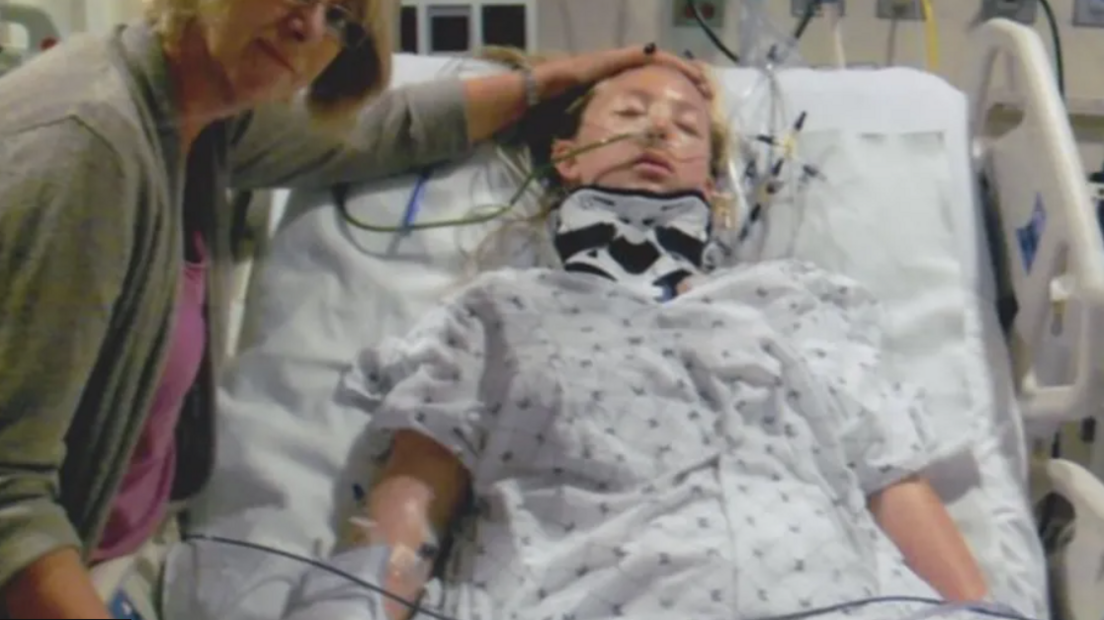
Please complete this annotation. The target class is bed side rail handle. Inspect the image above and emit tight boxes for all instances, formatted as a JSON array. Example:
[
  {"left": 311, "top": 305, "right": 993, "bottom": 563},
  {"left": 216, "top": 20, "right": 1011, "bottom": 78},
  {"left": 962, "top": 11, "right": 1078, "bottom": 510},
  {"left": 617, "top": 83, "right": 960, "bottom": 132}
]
[
  {"left": 1045, "top": 459, "right": 1104, "bottom": 620},
  {"left": 966, "top": 18, "right": 1104, "bottom": 425}
]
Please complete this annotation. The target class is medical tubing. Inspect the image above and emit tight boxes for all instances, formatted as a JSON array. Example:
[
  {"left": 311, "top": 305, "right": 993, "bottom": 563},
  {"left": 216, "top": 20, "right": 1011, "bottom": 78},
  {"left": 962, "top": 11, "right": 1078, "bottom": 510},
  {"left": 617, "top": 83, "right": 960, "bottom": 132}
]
[
  {"left": 1037, "top": 0, "right": 1064, "bottom": 98},
  {"left": 793, "top": 0, "right": 820, "bottom": 41},
  {"left": 348, "top": 516, "right": 440, "bottom": 582},
  {"left": 766, "top": 597, "right": 1039, "bottom": 620},
  {"left": 896, "top": 601, "right": 1036, "bottom": 620},
  {"left": 183, "top": 533, "right": 1040, "bottom": 620},
  {"left": 184, "top": 534, "right": 448, "bottom": 620},
  {"left": 686, "top": 0, "right": 740, "bottom": 65},
  {"left": 334, "top": 131, "right": 645, "bottom": 233},
  {"left": 918, "top": 0, "right": 939, "bottom": 71},
  {"left": 900, "top": 601, "right": 994, "bottom": 620}
]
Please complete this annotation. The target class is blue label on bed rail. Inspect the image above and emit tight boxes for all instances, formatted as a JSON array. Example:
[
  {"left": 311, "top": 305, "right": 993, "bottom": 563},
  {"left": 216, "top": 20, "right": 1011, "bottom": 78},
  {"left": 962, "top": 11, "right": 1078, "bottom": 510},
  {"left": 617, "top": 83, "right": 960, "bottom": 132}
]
[{"left": 1016, "top": 193, "right": 1047, "bottom": 272}]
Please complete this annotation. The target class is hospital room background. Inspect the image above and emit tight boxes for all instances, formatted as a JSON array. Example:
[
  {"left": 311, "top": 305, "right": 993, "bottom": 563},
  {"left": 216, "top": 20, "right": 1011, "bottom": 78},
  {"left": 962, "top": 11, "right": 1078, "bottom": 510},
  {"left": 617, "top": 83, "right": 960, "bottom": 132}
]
[
  {"left": 7, "top": 0, "right": 1104, "bottom": 487},
  {"left": 6, "top": 0, "right": 1104, "bottom": 159},
  {"left": 5, "top": 0, "right": 1104, "bottom": 618}
]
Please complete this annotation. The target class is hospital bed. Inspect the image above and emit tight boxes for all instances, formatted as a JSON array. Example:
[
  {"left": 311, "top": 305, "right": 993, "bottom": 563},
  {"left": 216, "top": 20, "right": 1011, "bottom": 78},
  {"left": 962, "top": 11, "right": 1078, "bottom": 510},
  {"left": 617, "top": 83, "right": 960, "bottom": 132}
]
[
  {"left": 151, "top": 17, "right": 1104, "bottom": 620},
  {"left": 0, "top": 3, "right": 62, "bottom": 77}
]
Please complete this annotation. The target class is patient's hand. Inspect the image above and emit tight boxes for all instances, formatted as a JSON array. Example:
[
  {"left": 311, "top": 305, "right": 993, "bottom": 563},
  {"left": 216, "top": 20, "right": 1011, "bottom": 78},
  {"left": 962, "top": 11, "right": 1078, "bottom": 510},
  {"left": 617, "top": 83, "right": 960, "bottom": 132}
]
[
  {"left": 363, "top": 431, "right": 470, "bottom": 620},
  {"left": 546, "top": 45, "right": 712, "bottom": 100},
  {"left": 868, "top": 475, "right": 988, "bottom": 602}
]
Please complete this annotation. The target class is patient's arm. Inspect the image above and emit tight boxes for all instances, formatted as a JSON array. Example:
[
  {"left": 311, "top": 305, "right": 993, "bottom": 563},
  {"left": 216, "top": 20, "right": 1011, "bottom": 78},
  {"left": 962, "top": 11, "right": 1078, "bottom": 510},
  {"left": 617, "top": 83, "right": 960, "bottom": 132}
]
[
  {"left": 360, "top": 430, "right": 470, "bottom": 620},
  {"left": 867, "top": 475, "right": 988, "bottom": 602}
]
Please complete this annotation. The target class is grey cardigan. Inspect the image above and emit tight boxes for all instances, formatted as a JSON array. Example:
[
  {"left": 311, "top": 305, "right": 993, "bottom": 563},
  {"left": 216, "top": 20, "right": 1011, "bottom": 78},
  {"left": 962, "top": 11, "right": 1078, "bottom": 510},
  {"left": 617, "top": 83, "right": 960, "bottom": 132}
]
[{"left": 0, "top": 22, "right": 471, "bottom": 589}]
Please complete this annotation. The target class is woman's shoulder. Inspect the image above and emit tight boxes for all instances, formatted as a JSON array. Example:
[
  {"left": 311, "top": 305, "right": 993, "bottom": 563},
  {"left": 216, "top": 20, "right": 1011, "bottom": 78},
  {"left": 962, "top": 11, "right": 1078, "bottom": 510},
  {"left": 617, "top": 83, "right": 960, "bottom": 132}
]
[{"left": 0, "top": 34, "right": 147, "bottom": 162}]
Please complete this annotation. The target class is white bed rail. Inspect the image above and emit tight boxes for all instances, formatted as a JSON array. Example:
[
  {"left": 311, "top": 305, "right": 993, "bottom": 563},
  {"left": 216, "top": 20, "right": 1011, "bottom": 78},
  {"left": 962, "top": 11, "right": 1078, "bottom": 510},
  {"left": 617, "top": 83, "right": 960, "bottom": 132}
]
[
  {"left": 966, "top": 18, "right": 1104, "bottom": 427},
  {"left": 1045, "top": 458, "right": 1104, "bottom": 620}
]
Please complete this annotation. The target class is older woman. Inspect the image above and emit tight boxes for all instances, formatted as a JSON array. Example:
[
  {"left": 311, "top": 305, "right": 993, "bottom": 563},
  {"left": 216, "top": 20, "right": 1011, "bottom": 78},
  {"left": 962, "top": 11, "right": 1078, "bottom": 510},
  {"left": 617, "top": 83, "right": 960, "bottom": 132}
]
[{"left": 0, "top": 0, "right": 709, "bottom": 617}]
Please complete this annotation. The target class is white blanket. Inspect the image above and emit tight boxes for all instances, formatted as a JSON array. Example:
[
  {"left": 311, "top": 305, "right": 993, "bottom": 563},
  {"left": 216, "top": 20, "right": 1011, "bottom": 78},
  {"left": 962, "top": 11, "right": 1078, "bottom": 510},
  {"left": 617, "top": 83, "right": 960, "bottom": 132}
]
[{"left": 339, "top": 260, "right": 993, "bottom": 620}]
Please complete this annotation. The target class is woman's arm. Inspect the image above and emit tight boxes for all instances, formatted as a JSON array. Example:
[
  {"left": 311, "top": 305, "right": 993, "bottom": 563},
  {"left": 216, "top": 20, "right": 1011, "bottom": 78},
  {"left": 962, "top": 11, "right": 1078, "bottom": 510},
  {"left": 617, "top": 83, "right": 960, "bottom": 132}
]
[
  {"left": 228, "top": 46, "right": 708, "bottom": 191},
  {"left": 229, "top": 80, "right": 469, "bottom": 190},
  {"left": 4, "top": 550, "right": 111, "bottom": 620},
  {"left": 0, "top": 123, "right": 131, "bottom": 619},
  {"left": 868, "top": 475, "right": 988, "bottom": 602},
  {"left": 361, "top": 430, "right": 470, "bottom": 620},
  {"left": 457, "top": 46, "right": 709, "bottom": 145}
]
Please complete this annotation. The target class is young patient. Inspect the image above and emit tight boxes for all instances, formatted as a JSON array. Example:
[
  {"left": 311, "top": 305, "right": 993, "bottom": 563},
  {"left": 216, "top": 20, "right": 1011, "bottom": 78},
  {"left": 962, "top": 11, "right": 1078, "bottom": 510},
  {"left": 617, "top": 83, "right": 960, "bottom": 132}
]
[{"left": 334, "top": 63, "right": 990, "bottom": 620}]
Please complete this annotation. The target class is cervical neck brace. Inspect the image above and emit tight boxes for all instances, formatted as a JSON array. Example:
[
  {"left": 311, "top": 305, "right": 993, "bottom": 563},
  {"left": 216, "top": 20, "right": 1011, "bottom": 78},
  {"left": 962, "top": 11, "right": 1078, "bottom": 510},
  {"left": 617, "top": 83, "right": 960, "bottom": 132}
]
[{"left": 550, "top": 186, "right": 712, "bottom": 301}]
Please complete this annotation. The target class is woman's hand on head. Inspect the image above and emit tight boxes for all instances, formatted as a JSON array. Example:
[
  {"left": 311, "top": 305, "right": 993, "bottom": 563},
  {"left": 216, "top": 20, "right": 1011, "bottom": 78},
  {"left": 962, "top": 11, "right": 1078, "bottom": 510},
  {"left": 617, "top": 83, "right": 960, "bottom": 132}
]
[{"left": 543, "top": 44, "right": 713, "bottom": 100}]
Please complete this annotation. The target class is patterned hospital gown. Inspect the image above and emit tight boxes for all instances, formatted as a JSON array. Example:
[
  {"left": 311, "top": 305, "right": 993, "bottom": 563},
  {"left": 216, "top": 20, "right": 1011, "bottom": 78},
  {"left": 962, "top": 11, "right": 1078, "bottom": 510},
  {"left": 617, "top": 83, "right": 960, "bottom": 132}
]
[{"left": 343, "top": 260, "right": 975, "bottom": 620}]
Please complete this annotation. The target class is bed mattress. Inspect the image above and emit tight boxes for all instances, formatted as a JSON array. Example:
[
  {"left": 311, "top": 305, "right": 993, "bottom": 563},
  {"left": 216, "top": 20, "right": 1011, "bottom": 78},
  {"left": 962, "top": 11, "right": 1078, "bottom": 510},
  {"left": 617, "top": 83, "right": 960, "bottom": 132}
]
[{"left": 163, "top": 58, "right": 1049, "bottom": 620}]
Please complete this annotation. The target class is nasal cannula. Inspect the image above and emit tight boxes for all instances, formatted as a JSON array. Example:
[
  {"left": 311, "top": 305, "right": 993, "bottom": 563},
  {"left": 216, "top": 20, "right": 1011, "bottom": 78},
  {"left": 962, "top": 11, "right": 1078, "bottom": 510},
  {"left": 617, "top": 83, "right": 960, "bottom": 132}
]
[{"left": 334, "top": 129, "right": 663, "bottom": 234}]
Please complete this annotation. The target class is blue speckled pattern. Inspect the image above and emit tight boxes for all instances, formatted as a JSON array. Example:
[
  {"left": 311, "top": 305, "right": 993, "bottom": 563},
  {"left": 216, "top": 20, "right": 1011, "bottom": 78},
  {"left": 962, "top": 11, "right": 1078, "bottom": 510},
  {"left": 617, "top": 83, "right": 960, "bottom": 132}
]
[{"left": 342, "top": 260, "right": 979, "bottom": 620}]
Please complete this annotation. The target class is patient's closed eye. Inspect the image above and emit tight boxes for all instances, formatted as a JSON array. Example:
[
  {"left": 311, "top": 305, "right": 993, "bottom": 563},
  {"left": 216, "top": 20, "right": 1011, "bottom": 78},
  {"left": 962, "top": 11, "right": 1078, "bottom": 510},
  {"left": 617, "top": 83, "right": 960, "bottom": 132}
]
[{"left": 677, "top": 121, "right": 702, "bottom": 136}]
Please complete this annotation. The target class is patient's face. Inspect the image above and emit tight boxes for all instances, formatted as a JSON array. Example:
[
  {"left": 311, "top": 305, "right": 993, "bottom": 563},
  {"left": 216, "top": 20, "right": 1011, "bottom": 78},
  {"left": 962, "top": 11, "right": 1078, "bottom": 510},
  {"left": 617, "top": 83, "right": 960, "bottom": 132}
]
[{"left": 554, "top": 65, "right": 714, "bottom": 196}]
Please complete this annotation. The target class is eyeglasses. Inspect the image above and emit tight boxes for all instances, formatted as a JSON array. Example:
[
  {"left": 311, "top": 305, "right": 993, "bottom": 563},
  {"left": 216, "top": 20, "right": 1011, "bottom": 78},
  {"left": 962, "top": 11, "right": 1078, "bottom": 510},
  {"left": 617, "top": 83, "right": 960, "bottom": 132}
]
[{"left": 286, "top": 0, "right": 368, "bottom": 49}]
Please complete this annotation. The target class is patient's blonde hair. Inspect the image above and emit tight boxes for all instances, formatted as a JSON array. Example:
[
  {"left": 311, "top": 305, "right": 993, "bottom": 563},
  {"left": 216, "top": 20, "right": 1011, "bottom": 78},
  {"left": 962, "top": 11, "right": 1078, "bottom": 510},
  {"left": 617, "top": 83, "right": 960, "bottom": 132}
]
[
  {"left": 472, "top": 47, "right": 735, "bottom": 271},
  {"left": 143, "top": 0, "right": 394, "bottom": 123}
]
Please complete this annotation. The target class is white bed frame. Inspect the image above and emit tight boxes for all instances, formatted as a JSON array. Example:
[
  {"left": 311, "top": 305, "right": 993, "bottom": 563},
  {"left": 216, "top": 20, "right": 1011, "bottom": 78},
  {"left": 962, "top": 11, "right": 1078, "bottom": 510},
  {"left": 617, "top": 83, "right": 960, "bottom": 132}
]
[{"left": 967, "top": 17, "right": 1104, "bottom": 620}]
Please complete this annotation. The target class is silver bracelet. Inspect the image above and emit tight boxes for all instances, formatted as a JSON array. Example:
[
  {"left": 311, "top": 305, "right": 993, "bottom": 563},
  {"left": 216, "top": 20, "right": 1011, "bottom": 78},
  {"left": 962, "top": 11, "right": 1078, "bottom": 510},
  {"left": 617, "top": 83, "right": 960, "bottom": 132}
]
[{"left": 521, "top": 67, "right": 540, "bottom": 108}]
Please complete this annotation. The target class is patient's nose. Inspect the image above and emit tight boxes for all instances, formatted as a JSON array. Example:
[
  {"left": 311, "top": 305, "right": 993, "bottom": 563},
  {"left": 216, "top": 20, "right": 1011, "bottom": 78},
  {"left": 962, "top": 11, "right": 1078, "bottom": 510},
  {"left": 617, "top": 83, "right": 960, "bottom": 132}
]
[
  {"left": 288, "top": 2, "right": 329, "bottom": 43},
  {"left": 645, "top": 115, "right": 673, "bottom": 144},
  {"left": 649, "top": 112, "right": 671, "bottom": 132}
]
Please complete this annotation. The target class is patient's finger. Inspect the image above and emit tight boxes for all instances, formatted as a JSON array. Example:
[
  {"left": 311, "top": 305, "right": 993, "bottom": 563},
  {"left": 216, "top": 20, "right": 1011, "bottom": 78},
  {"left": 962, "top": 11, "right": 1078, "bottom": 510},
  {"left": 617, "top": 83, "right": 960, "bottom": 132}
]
[
  {"left": 576, "top": 46, "right": 712, "bottom": 99},
  {"left": 613, "top": 44, "right": 712, "bottom": 98}
]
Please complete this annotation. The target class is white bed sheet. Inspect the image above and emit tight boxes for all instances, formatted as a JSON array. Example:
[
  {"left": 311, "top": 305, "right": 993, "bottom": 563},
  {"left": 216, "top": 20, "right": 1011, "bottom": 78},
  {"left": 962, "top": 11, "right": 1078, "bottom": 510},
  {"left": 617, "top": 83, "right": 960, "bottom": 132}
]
[
  {"left": 735, "top": 68, "right": 1047, "bottom": 617},
  {"left": 163, "top": 58, "right": 1048, "bottom": 620}
]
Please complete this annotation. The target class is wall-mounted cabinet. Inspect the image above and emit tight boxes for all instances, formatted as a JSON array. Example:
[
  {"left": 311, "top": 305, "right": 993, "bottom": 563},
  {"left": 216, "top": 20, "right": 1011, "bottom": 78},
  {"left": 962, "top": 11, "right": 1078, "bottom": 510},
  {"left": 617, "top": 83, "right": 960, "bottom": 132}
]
[{"left": 399, "top": 1, "right": 535, "bottom": 55}]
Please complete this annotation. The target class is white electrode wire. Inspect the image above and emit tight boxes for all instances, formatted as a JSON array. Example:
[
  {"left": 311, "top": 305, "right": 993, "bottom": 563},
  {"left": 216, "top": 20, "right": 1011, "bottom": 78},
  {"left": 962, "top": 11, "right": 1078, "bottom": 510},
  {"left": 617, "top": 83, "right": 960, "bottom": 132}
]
[{"left": 919, "top": 0, "right": 940, "bottom": 71}]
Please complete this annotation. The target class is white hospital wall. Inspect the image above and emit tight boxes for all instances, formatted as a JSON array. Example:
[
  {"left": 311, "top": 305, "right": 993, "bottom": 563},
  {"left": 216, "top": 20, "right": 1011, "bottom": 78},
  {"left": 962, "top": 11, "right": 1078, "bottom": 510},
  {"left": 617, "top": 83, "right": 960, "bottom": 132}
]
[
  {"left": 538, "top": 0, "right": 1104, "bottom": 171},
  {"left": 0, "top": 0, "right": 141, "bottom": 40},
  {"left": 6, "top": 0, "right": 1101, "bottom": 166},
  {"left": 1, "top": 0, "right": 80, "bottom": 35},
  {"left": 84, "top": 0, "right": 144, "bottom": 34}
]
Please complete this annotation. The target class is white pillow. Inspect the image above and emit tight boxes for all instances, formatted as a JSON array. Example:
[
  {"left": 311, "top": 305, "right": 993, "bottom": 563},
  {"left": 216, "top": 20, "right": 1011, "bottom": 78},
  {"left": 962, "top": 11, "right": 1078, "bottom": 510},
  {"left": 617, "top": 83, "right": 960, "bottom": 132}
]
[
  {"left": 711, "top": 68, "right": 978, "bottom": 462},
  {"left": 727, "top": 68, "right": 1043, "bottom": 615},
  {"left": 751, "top": 132, "right": 976, "bottom": 462}
]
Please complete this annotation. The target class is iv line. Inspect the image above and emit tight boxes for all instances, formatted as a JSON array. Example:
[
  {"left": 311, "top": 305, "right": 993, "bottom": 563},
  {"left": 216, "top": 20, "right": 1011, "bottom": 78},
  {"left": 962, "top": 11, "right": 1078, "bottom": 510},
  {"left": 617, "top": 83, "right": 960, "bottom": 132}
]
[
  {"left": 335, "top": 131, "right": 648, "bottom": 234},
  {"left": 184, "top": 533, "right": 1039, "bottom": 620}
]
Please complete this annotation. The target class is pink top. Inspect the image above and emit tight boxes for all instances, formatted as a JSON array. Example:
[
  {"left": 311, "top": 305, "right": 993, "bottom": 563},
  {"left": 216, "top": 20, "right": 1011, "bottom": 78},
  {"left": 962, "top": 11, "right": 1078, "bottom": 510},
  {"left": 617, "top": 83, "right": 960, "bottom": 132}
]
[{"left": 94, "top": 234, "right": 208, "bottom": 562}]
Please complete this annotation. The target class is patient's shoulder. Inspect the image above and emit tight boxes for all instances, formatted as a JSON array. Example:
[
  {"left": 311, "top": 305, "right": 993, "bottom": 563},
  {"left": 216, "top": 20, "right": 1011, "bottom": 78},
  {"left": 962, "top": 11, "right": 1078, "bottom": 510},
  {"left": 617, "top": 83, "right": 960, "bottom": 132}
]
[
  {"left": 440, "top": 268, "right": 546, "bottom": 313},
  {"left": 454, "top": 268, "right": 549, "bottom": 297},
  {"left": 714, "top": 259, "right": 879, "bottom": 306}
]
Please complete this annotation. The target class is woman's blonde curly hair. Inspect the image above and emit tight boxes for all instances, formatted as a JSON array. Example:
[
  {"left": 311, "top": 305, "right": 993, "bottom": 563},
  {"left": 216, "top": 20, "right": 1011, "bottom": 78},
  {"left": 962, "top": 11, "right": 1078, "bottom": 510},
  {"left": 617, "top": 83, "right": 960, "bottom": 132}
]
[{"left": 142, "top": 0, "right": 394, "bottom": 120}]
